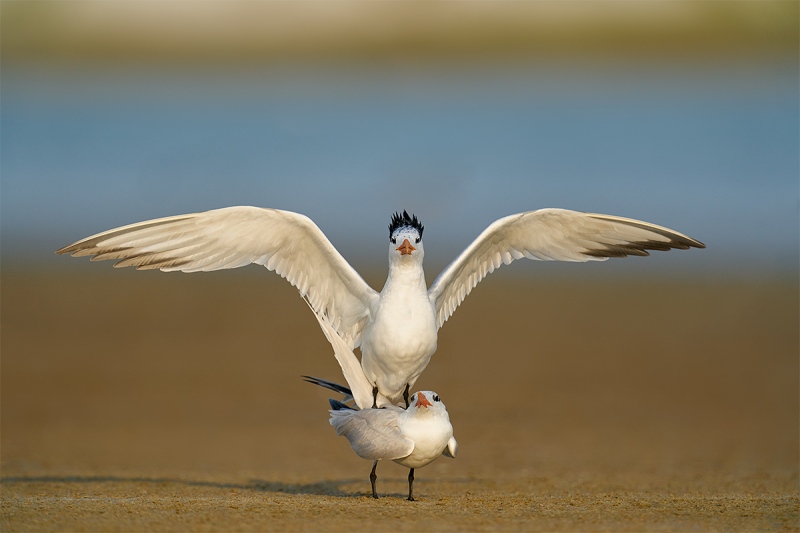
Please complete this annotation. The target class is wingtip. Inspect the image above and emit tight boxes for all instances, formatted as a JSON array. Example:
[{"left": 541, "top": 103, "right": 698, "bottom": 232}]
[
  {"left": 586, "top": 213, "right": 706, "bottom": 251},
  {"left": 301, "top": 375, "right": 322, "bottom": 386}
]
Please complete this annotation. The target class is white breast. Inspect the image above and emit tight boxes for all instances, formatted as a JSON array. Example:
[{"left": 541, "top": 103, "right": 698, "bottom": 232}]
[
  {"left": 393, "top": 410, "right": 454, "bottom": 469},
  {"left": 360, "top": 282, "right": 438, "bottom": 403}
]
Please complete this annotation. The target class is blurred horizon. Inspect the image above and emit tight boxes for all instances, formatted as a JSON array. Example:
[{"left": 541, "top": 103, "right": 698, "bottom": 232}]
[
  {"left": 3, "top": 2, "right": 796, "bottom": 65},
  {"left": 1, "top": 2, "right": 798, "bottom": 280}
]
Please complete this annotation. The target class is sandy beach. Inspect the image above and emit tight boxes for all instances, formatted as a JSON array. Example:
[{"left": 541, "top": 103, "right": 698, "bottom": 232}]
[{"left": 2, "top": 269, "right": 797, "bottom": 531}]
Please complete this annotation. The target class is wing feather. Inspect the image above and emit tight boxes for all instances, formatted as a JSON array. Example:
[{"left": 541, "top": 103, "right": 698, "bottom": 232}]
[
  {"left": 330, "top": 408, "right": 414, "bottom": 460},
  {"left": 57, "top": 206, "right": 379, "bottom": 344},
  {"left": 428, "top": 208, "right": 704, "bottom": 328},
  {"left": 306, "top": 299, "right": 394, "bottom": 409}
]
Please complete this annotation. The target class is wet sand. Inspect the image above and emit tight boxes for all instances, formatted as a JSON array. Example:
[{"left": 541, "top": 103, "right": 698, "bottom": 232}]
[{"left": 2, "top": 268, "right": 797, "bottom": 531}]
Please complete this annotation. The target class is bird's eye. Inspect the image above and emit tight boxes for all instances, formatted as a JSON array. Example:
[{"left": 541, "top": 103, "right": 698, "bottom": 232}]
[
  {"left": 415, "top": 237, "right": 421, "bottom": 244},
  {"left": 433, "top": 394, "right": 440, "bottom": 402},
  {"left": 411, "top": 395, "right": 416, "bottom": 403},
  {"left": 391, "top": 237, "right": 397, "bottom": 244}
]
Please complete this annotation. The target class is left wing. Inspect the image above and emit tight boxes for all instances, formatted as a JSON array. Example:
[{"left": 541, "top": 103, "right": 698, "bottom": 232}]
[
  {"left": 56, "top": 206, "right": 379, "bottom": 345},
  {"left": 329, "top": 408, "right": 414, "bottom": 461},
  {"left": 428, "top": 209, "right": 705, "bottom": 328}
]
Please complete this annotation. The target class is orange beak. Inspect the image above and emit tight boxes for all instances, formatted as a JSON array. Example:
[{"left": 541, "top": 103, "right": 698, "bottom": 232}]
[
  {"left": 416, "top": 392, "right": 432, "bottom": 409},
  {"left": 396, "top": 238, "right": 416, "bottom": 256}
]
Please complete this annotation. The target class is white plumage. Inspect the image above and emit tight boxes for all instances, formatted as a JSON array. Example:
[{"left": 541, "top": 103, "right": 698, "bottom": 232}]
[
  {"left": 58, "top": 206, "right": 704, "bottom": 406},
  {"left": 306, "top": 305, "right": 456, "bottom": 500}
]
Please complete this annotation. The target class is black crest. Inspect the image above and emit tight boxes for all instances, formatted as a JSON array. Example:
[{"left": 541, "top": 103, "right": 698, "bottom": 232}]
[{"left": 389, "top": 210, "right": 424, "bottom": 241}]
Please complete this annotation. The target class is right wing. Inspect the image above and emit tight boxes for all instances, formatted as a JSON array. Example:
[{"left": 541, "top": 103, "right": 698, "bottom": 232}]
[
  {"left": 302, "top": 375, "right": 355, "bottom": 404},
  {"left": 428, "top": 209, "right": 705, "bottom": 329},
  {"left": 442, "top": 436, "right": 458, "bottom": 458},
  {"left": 307, "top": 301, "right": 393, "bottom": 409},
  {"left": 56, "top": 206, "right": 379, "bottom": 345},
  {"left": 329, "top": 408, "right": 414, "bottom": 461}
]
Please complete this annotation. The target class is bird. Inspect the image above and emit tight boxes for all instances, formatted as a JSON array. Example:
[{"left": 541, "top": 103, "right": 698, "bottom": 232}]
[
  {"left": 56, "top": 206, "right": 705, "bottom": 407},
  {"left": 326, "top": 388, "right": 456, "bottom": 501},
  {"left": 303, "top": 305, "right": 457, "bottom": 501}
]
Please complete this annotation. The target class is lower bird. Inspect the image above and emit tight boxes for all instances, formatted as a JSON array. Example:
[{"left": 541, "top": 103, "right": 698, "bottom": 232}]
[{"left": 304, "top": 304, "right": 456, "bottom": 501}]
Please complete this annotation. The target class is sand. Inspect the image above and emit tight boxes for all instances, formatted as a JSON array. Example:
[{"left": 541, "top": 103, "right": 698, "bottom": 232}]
[{"left": 2, "top": 268, "right": 798, "bottom": 531}]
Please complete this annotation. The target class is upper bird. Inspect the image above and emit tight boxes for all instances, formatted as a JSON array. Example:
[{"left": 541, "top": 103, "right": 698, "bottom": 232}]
[{"left": 57, "top": 206, "right": 705, "bottom": 407}]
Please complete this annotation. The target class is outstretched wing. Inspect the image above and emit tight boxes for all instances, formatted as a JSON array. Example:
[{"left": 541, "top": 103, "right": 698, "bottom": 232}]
[
  {"left": 329, "top": 408, "right": 414, "bottom": 461},
  {"left": 428, "top": 209, "right": 705, "bottom": 328},
  {"left": 57, "top": 206, "right": 379, "bottom": 344}
]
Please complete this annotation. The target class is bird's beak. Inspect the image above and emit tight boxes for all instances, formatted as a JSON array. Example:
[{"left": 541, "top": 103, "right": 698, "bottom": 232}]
[
  {"left": 416, "top": 392, "right": 432, "bottom": 409},
  {"left": 396, "top": 238, "right": 415, "bottom": 256}
]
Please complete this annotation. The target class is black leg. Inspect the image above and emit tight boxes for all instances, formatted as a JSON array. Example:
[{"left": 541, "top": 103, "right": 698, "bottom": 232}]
[
  {"left": 370, "top": 460, "right": 379, "bottom": 499},
  {"left": 407, "top": 468, "right": 415, "bottom": 501},
  {"left": 403, "top": 384, "right": 410, "bottom": 408},
  {"left": 372, "top": 386, "right": 379, "bottom": 409}
]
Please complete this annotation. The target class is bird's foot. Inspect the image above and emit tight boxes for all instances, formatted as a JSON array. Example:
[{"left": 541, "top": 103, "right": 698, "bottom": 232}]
[
  {"left": 370, "top": 461, "right": 379, "bottom": 499},
  {"left": 406, "top": 468, "right": 415, "bottom": 501}
]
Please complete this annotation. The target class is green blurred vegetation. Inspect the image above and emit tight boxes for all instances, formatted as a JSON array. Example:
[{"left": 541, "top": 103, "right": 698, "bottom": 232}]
[{"left": 2, "top": 1, "right": 796, "bottom": 65}]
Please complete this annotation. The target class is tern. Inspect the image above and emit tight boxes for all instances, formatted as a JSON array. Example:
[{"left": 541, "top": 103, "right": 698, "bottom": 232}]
[
  {"left": 57, "top": 206, "right": 705, "bottom": 407},
  {"left": 304, "top": 305, "right": 457, "bottom": 501},
  {"left": 322, "top": 386, "right": 456, "bottom": 501}
]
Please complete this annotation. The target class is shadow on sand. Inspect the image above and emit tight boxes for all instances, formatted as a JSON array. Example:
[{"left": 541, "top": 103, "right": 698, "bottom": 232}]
[{"left": 0, "top": 475, "right": 370, "bottom": 497}]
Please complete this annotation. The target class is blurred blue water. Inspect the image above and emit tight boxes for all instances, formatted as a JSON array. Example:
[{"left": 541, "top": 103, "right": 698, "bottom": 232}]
[{"left": 2, "top": 61, "right": 797, "bottom": 278}]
